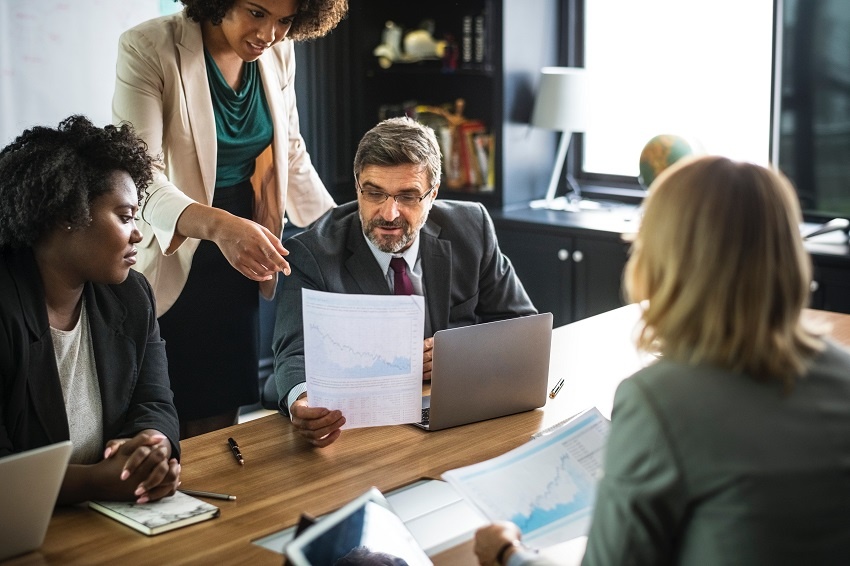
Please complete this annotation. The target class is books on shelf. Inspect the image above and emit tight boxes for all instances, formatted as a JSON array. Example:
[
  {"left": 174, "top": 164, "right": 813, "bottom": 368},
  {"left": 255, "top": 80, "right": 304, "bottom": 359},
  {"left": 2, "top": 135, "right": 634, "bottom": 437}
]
[
  {"left": 89, "top": 490, "right": 220, "bottom": 536},
  {"left": 461, "top": 15, "right": 473, "bottom": 66},
  {"left": 411, "top": 102, "right": 494, "bottom": 193},
  {"left": 449, "top": 120, "right": 493, "bottom": 191},
  {"left": 452, "top": 120, "right": 482, "bottom": 189},
  {"left": 461, "top": 10, "right": 491, "bottom": 70}
]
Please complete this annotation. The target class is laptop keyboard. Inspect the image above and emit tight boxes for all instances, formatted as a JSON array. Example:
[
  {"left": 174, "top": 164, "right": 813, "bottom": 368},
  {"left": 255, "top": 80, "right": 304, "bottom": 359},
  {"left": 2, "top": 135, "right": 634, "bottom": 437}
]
[{"left": 420, "top": 407, "right": 430, "bottom": 425}]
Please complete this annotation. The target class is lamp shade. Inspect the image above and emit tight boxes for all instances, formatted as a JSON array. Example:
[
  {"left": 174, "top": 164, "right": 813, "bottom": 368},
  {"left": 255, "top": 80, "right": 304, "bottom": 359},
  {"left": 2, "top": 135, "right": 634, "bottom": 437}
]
[{"left": 530, "top": 67, "right": 589, "bottom": 133}]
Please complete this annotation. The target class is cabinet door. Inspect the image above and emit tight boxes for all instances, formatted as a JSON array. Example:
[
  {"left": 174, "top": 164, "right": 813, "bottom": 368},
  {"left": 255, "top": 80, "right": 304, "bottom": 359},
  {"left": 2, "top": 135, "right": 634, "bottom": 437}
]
[
  {"left": 496, "top": 227, "right": 573, "bottom": 327},
  {"left": 571, "top": 238, "right": 630, "bottom": 321},
  {"left": 811, "top": 264, "right": 850, "bottom": 313}
]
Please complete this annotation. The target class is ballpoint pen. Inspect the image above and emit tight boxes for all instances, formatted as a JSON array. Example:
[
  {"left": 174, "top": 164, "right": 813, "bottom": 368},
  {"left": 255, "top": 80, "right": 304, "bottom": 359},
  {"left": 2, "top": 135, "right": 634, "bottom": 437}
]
[
  {"left": 549, "top": 378, "right": 564, "bottom": 399},
  {"left": 228, "top": 437, "right": 244, "bottom": 465},
  {"left": 179, "top": 488, "right": 237, "bottom": 501}
]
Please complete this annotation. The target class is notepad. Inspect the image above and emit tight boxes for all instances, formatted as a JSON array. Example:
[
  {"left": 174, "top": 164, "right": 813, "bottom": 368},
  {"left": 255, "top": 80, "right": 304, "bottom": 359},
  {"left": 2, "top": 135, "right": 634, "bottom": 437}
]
[{"left": 89, "top": 490, "right": 220, "bottom": 536}]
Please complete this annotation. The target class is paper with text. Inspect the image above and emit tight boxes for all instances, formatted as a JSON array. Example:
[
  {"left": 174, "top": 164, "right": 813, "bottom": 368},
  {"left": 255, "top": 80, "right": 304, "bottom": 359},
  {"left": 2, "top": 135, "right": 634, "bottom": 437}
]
[
  {"left": 303, "top": 289, "right": 425, "bottom": 428},
  {"left": 442, "top": 407, "right": 610, "bottom": 547}
]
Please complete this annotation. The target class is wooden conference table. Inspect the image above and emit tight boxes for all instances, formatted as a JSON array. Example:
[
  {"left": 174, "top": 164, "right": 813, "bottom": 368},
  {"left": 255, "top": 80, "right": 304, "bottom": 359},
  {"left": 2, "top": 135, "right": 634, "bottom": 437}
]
[{"left": 12, "top": 306, "right": 850, "bottom": 565}]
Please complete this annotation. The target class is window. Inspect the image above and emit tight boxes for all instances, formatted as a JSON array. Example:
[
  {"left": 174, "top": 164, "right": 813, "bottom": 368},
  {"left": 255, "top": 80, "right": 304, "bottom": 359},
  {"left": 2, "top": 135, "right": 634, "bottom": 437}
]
[
  {"left": 777, "top": 0, "right": 850, "bottom": 217},
  {"left": 578, "top": 0, "right": 774, "bottom": 184}
]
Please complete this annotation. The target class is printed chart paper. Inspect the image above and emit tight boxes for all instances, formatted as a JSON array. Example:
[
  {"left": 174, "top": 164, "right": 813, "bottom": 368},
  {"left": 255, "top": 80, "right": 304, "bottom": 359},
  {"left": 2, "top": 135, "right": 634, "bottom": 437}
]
[
  {"left": 303, "top": 289, "right": 424, "bottom": 428},
  {"left": 442, "top": 408, "right": 610, "bottom": 547}
]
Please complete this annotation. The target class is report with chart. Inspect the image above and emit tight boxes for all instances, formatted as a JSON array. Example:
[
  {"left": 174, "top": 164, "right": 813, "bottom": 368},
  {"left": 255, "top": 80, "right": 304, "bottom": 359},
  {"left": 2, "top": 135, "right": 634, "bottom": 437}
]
[
  {"left": 302, "top": 289, "right": 425, "bottom": 428},
  {"left": 442, "top": 408, "right": 610, "bottom": 547}
]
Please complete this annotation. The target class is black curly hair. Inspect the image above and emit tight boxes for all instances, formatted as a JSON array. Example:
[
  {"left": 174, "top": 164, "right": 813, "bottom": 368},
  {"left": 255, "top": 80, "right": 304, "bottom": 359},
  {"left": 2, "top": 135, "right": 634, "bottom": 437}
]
[
  {"left": 0, "top": 115, "right": 153, "bottom": 249},
  {"left": 178, "top": 0, "right": 348, "bottom": 40}
]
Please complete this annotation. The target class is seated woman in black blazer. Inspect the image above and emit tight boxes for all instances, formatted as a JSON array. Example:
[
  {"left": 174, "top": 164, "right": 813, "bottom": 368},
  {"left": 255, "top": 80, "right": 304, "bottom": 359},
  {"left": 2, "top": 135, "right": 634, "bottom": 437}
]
[{"left": 0, "top": 115, "right": 181, "bottom": 505}]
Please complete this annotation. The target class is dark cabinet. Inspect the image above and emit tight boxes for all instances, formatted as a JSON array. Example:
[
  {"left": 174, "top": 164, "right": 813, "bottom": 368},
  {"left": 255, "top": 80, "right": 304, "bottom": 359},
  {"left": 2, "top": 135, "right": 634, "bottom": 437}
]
[
  {"left": 801, "top": 239, "right": 850, "bottom": 313},
  {"left": 496, "top": 223, "right": 629, "bottom": 328},
  {"left": 494, "top": 215, "right": 850, "bottom": 328},
  {"left": 810, "top": 260, "right": 850, "bottom": 313}
]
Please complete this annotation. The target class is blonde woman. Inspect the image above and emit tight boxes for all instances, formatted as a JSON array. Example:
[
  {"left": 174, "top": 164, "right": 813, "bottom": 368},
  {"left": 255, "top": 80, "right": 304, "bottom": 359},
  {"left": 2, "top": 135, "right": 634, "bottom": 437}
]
[{"left": 475, "top": 156, "right": 850, "bottom": 565}]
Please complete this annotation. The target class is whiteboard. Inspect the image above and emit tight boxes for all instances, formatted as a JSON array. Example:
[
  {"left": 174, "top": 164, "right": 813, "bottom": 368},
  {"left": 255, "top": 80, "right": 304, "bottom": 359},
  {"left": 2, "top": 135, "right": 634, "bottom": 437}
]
[{"left": 0, "top": 0, "right": 180, "bottom": 146}]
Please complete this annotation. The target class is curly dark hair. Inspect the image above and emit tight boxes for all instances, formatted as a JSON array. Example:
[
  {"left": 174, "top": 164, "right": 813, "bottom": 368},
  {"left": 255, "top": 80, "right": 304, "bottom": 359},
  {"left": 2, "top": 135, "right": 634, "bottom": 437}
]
[
  {"left": 179, "top": 0, "right": 348, "bottom": 40},
  {"left": 0, "top": 115, "right": 153, "bottom": 249}
]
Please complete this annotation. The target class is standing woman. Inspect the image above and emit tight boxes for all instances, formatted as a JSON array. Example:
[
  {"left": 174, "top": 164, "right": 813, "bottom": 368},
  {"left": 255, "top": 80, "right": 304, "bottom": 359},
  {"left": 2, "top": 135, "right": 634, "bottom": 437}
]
[
  {"left": 114, "top": 0, "right": 348, "bottom": 437},
  {"left": 0, "top": 116, "right": 180, "bottom": 505}
]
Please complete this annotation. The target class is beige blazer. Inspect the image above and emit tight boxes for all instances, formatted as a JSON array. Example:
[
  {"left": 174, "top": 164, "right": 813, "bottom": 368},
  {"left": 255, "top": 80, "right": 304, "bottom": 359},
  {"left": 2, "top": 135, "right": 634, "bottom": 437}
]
[{"left": 113, "top": 11, "right": 335, "bottom": 315}]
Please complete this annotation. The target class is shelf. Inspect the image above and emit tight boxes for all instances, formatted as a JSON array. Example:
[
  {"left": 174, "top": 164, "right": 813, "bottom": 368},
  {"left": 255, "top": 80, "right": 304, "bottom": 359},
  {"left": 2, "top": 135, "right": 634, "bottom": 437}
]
[
  {"left": 298, "top": 0, "right": 561, "bottom": 211},
  {"left": 366, "top": 62, "right": 495, "bottom": 77}
]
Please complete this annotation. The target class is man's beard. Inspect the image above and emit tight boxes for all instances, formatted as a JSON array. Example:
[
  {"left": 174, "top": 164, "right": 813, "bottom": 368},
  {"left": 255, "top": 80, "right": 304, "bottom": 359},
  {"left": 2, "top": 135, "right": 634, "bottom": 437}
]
[{"left": 363, "top": 217, "right": 414, "bottom": 253}]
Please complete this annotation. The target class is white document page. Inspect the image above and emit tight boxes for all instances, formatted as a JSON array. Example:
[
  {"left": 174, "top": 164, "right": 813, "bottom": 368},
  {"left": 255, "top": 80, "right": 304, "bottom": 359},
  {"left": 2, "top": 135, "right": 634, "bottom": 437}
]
[
  {"left": 302, "top": 289, "right": 424, "bottom": 429},
  {"left": 441, "top": 407, "right": 610, "bottom": 548},
  {"left": 386, "top": 479, "right": 489, "bottom": 556}
]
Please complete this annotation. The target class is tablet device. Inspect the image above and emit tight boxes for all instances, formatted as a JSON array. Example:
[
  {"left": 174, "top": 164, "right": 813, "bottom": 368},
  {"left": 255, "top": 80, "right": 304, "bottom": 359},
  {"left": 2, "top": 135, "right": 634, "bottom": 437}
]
[{"left": 285, "top": 487, "right": 432, "bottom": 566}]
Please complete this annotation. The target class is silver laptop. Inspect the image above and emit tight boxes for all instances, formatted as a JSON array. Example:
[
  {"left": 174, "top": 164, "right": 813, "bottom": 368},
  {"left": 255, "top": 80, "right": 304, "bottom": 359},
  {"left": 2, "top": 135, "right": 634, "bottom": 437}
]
[
  {"left": 0, "top": 440, "right": 72, "bottom": 561},
  {"left": 415, "top": 312, "right": 553, "bottom": 431}
]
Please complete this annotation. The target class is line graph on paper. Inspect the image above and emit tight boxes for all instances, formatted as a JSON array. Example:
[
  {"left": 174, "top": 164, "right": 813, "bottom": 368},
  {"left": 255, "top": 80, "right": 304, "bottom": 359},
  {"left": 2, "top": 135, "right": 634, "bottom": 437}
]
[
  {"left": 442, "top": 409, "right": 610, "bottom": 546},
  {"left": 301, "top": 289, "right": 424, "bottom": 428},
  {"left": 305, "top": 318, "right": 414, "bottom": 378}
]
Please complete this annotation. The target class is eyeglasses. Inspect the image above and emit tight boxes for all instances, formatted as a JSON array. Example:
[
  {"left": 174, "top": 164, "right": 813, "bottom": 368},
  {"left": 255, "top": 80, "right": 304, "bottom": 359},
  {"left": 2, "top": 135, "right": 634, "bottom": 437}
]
[{"left": 356, "top": 181, "right": 436, "bottom": 208}]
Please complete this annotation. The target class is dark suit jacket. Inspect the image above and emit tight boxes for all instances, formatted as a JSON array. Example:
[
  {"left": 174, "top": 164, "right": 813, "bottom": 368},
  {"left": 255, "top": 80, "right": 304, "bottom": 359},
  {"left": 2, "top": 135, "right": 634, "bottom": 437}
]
[
  {"left": 272, "top": 200, "right": 536, "bottom": 414},
  {"left": 0, "top": 248, "right": 180, "bottom": 459}
]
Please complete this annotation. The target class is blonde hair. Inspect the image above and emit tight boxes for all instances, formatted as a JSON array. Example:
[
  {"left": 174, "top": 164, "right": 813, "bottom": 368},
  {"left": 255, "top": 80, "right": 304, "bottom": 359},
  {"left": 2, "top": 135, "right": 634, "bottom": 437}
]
[{"left": 625, "top": 155, "right": 823, "bottom": 385}]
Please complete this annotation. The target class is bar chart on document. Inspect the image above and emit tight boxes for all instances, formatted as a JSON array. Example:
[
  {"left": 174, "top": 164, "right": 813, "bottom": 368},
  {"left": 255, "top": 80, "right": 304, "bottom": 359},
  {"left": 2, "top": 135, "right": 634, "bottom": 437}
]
[
  {"left": 442, "top": 408, "right": 610, "bottom": 547},
  {"left": 302, "top": 289, "right": 425, "bottom": 428}
]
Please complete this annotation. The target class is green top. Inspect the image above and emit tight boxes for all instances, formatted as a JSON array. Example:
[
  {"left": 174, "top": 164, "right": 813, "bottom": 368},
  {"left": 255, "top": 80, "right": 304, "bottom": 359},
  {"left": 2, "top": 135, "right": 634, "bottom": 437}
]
[{"left": 204, "top": 49, "right": 273, "bottom": 188}]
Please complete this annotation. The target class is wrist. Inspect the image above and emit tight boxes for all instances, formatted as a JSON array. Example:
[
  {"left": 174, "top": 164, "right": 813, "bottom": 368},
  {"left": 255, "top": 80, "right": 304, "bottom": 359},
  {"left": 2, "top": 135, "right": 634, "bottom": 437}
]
[
  {"left": 495, "top": 539, "right": 523, "bottom": 566},
  {"left": 178, "top": 203, "right": 228, "bottom": 242}
]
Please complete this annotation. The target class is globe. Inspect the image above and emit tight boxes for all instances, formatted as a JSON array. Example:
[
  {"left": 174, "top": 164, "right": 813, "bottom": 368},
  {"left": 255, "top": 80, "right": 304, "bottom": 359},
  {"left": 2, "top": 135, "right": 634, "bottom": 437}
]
[{"left": 638, "top": 134, "right": 695, "bottom": 189}]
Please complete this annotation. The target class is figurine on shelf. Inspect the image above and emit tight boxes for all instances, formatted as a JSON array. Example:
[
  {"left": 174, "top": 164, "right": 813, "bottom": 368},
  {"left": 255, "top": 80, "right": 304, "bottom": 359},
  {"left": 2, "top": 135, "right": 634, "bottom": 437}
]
[
  {"left": 441, "top": 33, "right": 458, "bottom": 72},
  {"left": 373, "top": 19, "right": 446, "bottom": 68},
  {"left": 373, "top": 20, "right": 403, "bottom": 68}
]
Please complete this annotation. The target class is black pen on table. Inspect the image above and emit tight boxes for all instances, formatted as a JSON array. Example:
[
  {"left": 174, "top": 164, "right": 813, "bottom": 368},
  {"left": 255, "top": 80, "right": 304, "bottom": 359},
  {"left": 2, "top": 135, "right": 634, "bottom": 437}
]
[
  {"left": 179, "top": 488, "right": 236, "bottom": 501},
  {"left": 228, "top": 437, "right": 244, "bottom": 465},
  {"left": 549, "top": 378, "right": 564, "bottom": 399}
]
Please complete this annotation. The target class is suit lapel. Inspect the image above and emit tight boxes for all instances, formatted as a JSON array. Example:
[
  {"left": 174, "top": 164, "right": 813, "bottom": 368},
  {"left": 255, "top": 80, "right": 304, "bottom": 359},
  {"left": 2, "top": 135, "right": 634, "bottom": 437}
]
[
  {"left": 345, "top": 221, "right": 391, "bottom": 294},
  {"left": 419, "top": 220, "right": 451, "bottom": 337},
  {"left": 11, "top": 251, "right": 69, "bottom": 443},
  {"left": 177, "top": 18, "right": 216, "bottom": 204},
  {"left": 25, "top": 333, "right": 70, "bottom": 444},
  {"left": 84, "top": 285, "right": 133, "bottom": 442}
]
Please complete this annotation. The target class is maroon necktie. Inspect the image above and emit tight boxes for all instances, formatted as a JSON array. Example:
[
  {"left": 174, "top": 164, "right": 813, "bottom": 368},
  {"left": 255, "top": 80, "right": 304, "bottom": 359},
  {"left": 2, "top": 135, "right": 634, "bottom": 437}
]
[{"left": 390, "top": 257, "right": 414, "bottom": 295}]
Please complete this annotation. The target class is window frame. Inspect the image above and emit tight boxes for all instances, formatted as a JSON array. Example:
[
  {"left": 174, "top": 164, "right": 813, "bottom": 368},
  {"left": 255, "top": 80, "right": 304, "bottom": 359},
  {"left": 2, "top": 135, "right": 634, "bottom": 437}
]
[
  {"left": 559, "top": 0, "right": 646, "bottom": 203},
  {"left": 559, "top": 0, "right": 781, "bottom": 207}
]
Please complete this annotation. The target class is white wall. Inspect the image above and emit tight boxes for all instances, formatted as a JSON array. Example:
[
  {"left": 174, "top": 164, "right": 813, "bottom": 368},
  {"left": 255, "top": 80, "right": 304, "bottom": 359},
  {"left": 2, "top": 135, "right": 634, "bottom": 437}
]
[{"left": 0, "top": 0, "right": 180, "bottom": 146}]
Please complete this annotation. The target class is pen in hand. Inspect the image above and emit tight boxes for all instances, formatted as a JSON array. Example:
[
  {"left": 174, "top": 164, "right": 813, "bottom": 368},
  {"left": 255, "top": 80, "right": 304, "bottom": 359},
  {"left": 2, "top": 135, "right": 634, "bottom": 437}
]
[
  {"left": 228, "top": 437, "right": 244, "bottom": 465},
  {"left": 549, "top": 378, "right": 565, "bottom": 399}
]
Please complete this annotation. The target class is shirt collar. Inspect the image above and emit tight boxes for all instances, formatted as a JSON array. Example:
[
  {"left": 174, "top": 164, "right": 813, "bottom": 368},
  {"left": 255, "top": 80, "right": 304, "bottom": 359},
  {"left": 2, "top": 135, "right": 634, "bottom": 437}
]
[{"left": 363, "top": 230, "right": 421, "bottom": 274}]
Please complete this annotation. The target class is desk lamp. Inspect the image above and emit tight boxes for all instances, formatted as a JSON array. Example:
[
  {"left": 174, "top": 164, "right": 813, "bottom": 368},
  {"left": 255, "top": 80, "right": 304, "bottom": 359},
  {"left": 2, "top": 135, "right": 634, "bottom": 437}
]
[{"left": 529, "top": 67, "right": 591, "bottom": 211}]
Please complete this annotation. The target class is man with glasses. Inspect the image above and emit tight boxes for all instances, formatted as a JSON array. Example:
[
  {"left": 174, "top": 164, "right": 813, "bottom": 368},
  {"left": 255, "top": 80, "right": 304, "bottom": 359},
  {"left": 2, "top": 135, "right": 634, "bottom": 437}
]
[{"left": 271, "top": 117, "right": 536, "bottom": 447}]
